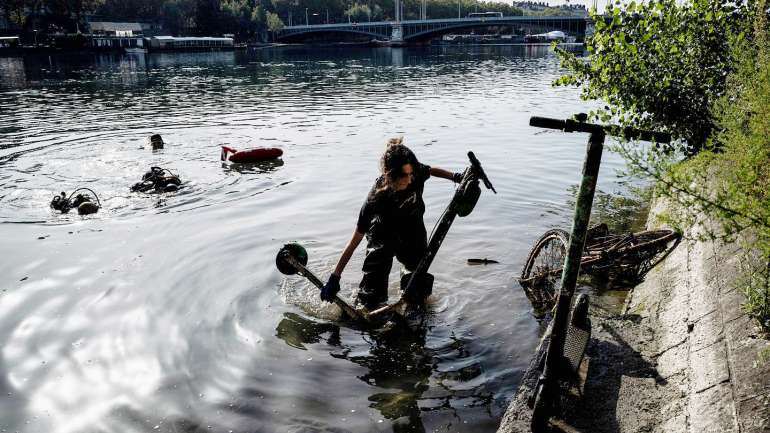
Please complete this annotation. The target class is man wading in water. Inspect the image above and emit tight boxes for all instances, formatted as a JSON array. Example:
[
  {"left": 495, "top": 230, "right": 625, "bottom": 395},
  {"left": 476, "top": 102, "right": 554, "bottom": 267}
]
[{"left": 320, "top": 138, "right": 462, "bottom": 311}]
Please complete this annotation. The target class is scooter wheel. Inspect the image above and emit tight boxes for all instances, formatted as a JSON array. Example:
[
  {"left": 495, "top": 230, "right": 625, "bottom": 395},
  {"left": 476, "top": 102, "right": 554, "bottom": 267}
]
[{"left": 276, "top": 243, "right": 308, "bottom": 275}]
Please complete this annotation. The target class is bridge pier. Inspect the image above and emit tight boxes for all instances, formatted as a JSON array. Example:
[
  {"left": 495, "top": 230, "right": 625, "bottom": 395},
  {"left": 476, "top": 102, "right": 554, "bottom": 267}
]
[{"left": 390, "top": 24, "right": 404, "bottom": 45}]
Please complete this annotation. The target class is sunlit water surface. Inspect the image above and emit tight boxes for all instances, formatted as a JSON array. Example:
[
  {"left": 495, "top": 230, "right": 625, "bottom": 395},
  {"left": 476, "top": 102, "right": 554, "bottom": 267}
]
[{"left": 0, "top": 46, "right": 628, "bottom": 433}]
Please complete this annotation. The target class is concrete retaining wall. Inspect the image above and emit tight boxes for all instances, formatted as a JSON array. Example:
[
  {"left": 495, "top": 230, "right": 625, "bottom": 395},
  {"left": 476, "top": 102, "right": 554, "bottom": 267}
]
[{"left": 497, "top": 203, "right": 770, "bottom": 432}]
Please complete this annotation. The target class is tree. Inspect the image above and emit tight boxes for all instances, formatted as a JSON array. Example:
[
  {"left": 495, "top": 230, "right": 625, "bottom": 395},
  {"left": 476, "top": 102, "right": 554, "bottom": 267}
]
[
  {"left": 4, "top": 0, "right": 28, "bottom": 27},
  {"left": 55, "top": 0, "right": 106, "bottom": 26},
  {"left": 555, "top": 0, "right": 750, "bottom": 154},
  {"left": 161, "top": 0, "right": 197, "bottom": 35},
  {"left": 266, "top": 11, "right": 284, "bottom": 31},
  {"left": 195, "top": 0, "right": 222, "bottom": 35},
  {"left": 573, "top": 0, "right": 770, "bottom": 333},
  {"left": 346, "top": 3, "right": 371, "bottom": 21}
]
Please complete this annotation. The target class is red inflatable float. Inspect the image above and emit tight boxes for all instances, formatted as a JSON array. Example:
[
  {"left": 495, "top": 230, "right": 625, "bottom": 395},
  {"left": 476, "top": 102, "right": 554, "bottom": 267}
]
[{"left": 221, "top": 146, "right": 283, "bottom": 163}]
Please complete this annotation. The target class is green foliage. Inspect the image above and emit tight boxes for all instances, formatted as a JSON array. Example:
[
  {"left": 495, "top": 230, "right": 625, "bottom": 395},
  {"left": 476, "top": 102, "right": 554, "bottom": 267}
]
[
  {"left": 346, "top": 3, "right": 374, "bottom": 22},
  {"left": 161, "top": 0, "right": 197, "bottom": 35},
  {"left": 526, "top": 6, "right": 582, "bottom": 17},
  {"left": 612, "top": 3, "right": 770, "bottom": 333},
  {"left": 272, "top": 0, "right": 520, "bottom": 25},
  {"left": 555, "top": 0, "right": 750, "bottom": 153},
  {"left": 219, "top": 0, "right": 265, "bottom": 39},
  {"left": 3, "top": 0, "right": 522, "bottom": 38},
  {"left": 266, "top": 11, "right": 285, "bottom": 31},
  {"left": 2, "top": 0, "right": 106, "bottom": 29}
]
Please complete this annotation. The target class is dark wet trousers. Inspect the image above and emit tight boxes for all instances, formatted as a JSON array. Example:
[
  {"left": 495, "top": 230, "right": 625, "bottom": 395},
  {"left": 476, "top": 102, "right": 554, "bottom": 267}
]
[{"left": 357, "top": 226, "right": 428, "bottom": 310}]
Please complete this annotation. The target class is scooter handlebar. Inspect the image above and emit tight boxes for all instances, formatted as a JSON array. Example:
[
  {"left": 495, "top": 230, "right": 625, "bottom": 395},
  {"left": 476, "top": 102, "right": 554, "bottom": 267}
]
[
  {"left": 529, "top": 116, "right": 566, "bottom": 131},
  {"left": 467, "top": 151, "right": 496, "bottom": 194},
  {"left": 529, "top": 115, "right": 672, "bottom": 144}
]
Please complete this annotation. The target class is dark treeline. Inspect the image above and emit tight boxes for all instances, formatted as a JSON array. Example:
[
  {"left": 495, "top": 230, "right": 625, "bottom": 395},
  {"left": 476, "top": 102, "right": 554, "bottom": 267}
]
[
  {"left": 512, "top": 1, "right": 586, "bottom": 10},
  {"left": 512, "top": 1, "right": 587, "bottom": 17},
  {"left": 2, "top": 0, "right": 523, "bottom": 42},
  {"left": 290, "top": 0, "right": 523, "bottom": 24}
]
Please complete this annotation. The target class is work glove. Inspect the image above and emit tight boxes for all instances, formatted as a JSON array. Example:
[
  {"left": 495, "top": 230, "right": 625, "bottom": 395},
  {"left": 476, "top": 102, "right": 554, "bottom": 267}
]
[
  {"left": 321, "top": 273, "right": 341, "bottom": 302},
  {"left": 452, "top": 172, "right": 464, "bottom": 184}
]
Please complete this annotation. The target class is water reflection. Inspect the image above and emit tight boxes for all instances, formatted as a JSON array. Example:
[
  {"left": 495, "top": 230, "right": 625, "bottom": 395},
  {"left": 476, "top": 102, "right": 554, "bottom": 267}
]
[
  {"left": 0, "top": 45, "right": 581, "bottom": 92},
  {"left": 221, "top": 158, "right": 285, "bottom": 174},
  {"left": 275, "top": 312, "right": 492, "bottom": 432},
  {"left": 0, "top": 45, "right": 622, "bottom": 433}
]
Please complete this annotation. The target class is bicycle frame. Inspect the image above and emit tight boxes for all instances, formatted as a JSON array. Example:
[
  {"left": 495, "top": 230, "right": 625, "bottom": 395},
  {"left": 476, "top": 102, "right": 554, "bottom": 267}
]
[{"left": 518, "top": 230, "right": 681, "bottom": 286}]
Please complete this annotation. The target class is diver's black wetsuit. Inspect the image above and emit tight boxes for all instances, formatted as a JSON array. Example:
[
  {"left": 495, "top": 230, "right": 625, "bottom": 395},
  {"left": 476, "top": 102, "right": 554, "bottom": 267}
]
[{"left": 356, "top": 163, "right": 431, "bottom": 309}]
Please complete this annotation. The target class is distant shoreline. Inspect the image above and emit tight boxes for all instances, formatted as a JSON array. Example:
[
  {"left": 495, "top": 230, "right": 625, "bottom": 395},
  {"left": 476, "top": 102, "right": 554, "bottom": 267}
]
[{"left": 0, "top": 41, "right": 582, "bottom": 57}]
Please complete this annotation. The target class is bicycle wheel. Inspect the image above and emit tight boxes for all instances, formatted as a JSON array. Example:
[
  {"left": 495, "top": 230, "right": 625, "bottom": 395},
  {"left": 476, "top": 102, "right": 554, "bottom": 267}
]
[{"left": 519, "top": 229, "right": 569, "bottom": 314}]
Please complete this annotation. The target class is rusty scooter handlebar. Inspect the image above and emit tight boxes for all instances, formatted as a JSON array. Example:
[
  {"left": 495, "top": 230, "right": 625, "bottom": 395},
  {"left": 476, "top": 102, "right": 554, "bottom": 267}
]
[{"left": 530, "top": 115, "right": 672, "bottom": 144}]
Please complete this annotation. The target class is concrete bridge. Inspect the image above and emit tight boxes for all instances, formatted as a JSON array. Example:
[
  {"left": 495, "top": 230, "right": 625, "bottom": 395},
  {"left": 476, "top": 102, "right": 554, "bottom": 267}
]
[{"left": 275, "top": 16, "right": 588, "bottom": 44}]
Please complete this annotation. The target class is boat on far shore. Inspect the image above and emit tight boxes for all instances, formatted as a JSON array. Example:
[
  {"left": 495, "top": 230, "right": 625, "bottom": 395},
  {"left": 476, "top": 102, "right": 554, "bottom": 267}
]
[
  {"left": 369, "top": 39, "right": 406, "bottom": 47},
  {"left": 524, "top": 30, "right": 576, "bottom": 43}
]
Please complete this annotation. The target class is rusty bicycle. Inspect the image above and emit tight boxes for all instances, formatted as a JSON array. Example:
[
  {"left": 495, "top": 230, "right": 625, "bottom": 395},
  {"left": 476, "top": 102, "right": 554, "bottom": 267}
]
[{"left": 519, "top": 223, "right": 681, "bottom": 315}]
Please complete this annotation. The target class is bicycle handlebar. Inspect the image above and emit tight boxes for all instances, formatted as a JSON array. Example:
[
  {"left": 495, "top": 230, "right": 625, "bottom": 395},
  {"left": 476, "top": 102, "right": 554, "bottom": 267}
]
[{"left": 530, "top": 115, "right": 672, "bottom": 144}]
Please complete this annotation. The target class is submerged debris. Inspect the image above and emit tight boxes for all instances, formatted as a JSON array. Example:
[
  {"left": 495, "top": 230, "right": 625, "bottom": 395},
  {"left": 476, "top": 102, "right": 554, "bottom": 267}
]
[
  {"left": 467, "top": 258, "right": 499, "bottom": 265},
  {"left": 131, "top": 167, "right": 182, "bottom": 193},
  {"left": 50, "top": 188, "right": 101, "bottom": 215}
]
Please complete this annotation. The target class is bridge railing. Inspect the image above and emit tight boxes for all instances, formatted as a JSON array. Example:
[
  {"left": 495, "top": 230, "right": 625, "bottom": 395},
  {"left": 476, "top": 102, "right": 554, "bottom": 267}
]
[{"left": 280, "top": 15, "right": 588, "bottom": 31}]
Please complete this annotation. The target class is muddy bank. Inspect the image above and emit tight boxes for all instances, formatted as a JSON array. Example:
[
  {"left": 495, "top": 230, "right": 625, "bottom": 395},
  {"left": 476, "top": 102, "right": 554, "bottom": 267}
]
[{"left": 498, "top": 200, "right": 770, "bottom": 432}]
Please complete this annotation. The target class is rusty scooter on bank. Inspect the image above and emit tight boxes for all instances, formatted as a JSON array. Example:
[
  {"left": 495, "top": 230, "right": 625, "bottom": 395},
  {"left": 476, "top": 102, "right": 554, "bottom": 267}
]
[{"left": 525, "top": 114, "right": 671, "bottom": 433}]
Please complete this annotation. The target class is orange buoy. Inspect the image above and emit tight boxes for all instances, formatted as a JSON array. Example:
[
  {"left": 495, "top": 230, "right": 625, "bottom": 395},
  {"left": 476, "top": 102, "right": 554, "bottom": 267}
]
[{"left": 221, "top": 146, "right": 283, "bottom": 163}]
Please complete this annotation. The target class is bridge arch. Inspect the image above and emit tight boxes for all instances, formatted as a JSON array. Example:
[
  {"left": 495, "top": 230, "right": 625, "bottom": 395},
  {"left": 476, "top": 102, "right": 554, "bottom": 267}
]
[
  {"left": 403, "top": 19, "right": 585, "bottom": 42},
  {"left": 276, "top": 26, "right": 390, "bottom": 43}
]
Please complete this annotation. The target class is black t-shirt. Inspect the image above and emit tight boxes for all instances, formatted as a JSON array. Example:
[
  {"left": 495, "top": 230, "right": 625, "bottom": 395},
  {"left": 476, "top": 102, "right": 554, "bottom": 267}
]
[{"left": 356, "top": 163, "right": 431, "bottom": 236}]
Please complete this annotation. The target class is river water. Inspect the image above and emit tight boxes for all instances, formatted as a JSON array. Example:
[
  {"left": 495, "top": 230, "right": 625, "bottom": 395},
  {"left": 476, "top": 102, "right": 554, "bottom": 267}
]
[{"left": 0, "top": 45, "right": 629, "bottom": 433}]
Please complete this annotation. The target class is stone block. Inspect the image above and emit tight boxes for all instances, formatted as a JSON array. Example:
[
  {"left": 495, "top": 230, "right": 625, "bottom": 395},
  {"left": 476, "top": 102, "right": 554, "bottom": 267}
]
[
  {"left": 656, "top": 341, "right": 689, "bottom": 379},
  {"left": 689, "top": 311, "right": 724, "bottom": 353},
  {"left": 654, "top": 413, "right": 687, "bottom": 433},
  {"left": 724, "top": 314, "right": 759, "bottom": 352},
  {"left": 657, "top": 289, "right": 690, "bottom": 351},
  {"left": 688, "top": 382, "right": 737, "bottom": 433},
  {"left": 727, "top": 332, "right": 770, "bottom": 401},
  {"left": 719, "top": 288, "right": 747, "bottom": 324},
  {"left": 737, "top": 393, "right": 770, "bottom": 433},
  {"left": 690, "top": 341, "right": 730, "bottom": 394}
]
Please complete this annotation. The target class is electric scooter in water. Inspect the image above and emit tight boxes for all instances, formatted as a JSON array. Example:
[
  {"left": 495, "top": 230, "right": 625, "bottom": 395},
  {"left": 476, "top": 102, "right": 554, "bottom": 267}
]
[{"left": 275, "top": 151, "right": 496, "bottom": 325}]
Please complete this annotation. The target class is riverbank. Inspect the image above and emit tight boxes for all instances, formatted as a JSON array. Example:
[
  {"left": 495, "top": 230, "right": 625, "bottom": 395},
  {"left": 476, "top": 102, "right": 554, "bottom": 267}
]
[{"left": 498, "top": 198, "right": 770, "bottom": 432}]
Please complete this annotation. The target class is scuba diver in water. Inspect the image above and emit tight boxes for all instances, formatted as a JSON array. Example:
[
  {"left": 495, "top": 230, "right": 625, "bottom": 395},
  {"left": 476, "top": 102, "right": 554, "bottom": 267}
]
[
  {"left": 320, "top": 138, "right": 463, "bottom": 310},
  {"left": 50, "top": 188, "right": 100, "bottom": 215},
  {"left": 131, "top": 167, "right": 182, "bottom": 193}
]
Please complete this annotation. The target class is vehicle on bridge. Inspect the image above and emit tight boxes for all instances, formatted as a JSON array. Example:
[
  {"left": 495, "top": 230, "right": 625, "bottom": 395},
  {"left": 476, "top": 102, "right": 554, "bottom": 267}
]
[{"left": 524, "top": 30, "right": 576, "bottom": 43}]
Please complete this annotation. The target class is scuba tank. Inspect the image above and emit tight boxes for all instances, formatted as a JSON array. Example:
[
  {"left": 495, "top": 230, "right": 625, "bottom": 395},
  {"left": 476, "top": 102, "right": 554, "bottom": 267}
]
[
  {"left": 131, "top": 167, "right": 182, "bottom": 193},
  {"left": 50, "top": 188, "right": 101, "bottom": 215}
]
